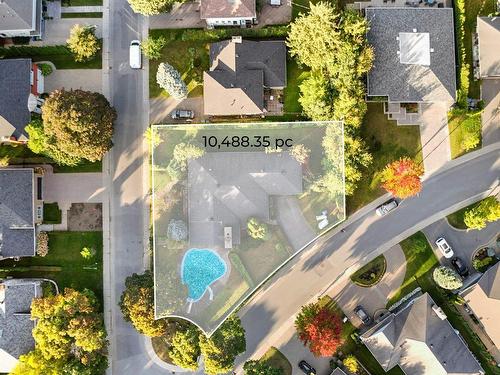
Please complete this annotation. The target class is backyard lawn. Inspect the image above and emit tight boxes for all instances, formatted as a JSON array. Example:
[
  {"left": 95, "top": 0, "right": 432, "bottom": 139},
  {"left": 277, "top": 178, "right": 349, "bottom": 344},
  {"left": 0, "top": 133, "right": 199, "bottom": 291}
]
[
  {"left": 347, "top": 103, "right": 422, "bottom": 214},
  {"left": 283, "top": 58, "right": 309, "bottom": 114},
  {"left": 0, "top": 231, "right": 104, "bottom": 306}
]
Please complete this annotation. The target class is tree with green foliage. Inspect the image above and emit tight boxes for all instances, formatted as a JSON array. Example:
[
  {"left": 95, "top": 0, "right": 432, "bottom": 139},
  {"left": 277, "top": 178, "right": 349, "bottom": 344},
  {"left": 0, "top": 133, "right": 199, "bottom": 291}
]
[
  {"left": 200, "top": 315, "right": 246, "bottom": 375},
  {"left": 247, "top": 217, "right": 268, "bottom": 240},
  {"left": 464, "top": 197, "right": 500, "bottom": 230},
  {"left": 156, "top": 62, "right": 188, "bottom": 100},
  {"left": 141, "top": 35, "right": 167, "bottom": 60},
  {"left": 119, "top": 271, "right": 170, "bottom": 337},
  {"left": 298, "top": 72, "right": 335, "bottom": 121},
  {"left": 433, "top": 266, "right": 463, "bottom": 290},
  {"left": 127, "top": 0, "right": 178, "bottom": 14},
  {"left": 67, "top": 24, "right": 100, "bottom": 62},
  {"left": 244, "top": 360, "right": 283, "bottom": 375},
  {"left": 289, "top": 144, "right": 311, "bottom": 165},
  {"left": 169, "top": 326, "right": 201, "bottom": 370},
  {"left": 13, "top": 289, "right": 107, "bottom": 374},
  {"left": 145, "top": 127, "right": 163, "bottom": 149},
  {"left": 33, "top": 89, "right": 115, "bottom": 166},
  {"left": 167, "top": 142, "right": 205, "bottom": 180}
]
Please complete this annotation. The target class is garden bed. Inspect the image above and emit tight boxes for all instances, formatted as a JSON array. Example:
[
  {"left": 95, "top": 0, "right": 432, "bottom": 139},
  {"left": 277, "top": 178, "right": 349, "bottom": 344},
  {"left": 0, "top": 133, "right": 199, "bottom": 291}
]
[
  {"left": 472, "top": 247, "right": 499, "bottom": 273},
  {"left": 43, "top": 202, "right": 62, "bottom": 224},
  {"left": 350, "top": 255, "right": 387, "bottom": 287}
]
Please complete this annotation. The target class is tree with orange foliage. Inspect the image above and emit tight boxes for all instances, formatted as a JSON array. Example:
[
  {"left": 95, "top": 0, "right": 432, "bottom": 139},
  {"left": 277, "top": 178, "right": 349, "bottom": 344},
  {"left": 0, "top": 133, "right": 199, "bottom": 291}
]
[
  {"left": 380, "top": 157, "right": 424, "bottom": 198},
  {"left": 295, "top": 302, "right": 343, "bottom": 357}
]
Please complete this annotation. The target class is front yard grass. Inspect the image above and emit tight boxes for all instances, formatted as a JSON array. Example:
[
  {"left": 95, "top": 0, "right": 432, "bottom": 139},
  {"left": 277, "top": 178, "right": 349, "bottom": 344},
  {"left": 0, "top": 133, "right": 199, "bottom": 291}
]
[
  {"left": 446, "top": 203, "right": 475, "bottom": 229},
  {"left": 350, "top": 255, "right": 386, "bottom": 287},
  {"left": 347, "top": 103, "right": 422, "bottom": 214},
  {"left": 0, "top": 231, "right": 103, "bottom": 306},
  {"left": 448, "top": 109, "right": 482, "bottom": 159},
  {"left": 61, "top": 12, "right": 103, "bottom": 18},
  {"left": 62, "top": 0, "right": 103, "bottom": 5},
  {"left": 43, "top": 203, "right": 62, "bottom": 224},
  {"left": 260, "top": 347, "right": 292, "bottom": 375}
]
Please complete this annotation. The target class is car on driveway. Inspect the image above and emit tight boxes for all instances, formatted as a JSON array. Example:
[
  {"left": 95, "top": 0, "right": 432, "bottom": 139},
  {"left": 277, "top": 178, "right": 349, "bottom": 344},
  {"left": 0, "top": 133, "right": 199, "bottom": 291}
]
[
  {"left": 451, "top": 257, "right": 469, "bottom": 277},
  {"left": 375, "top": 199, "right": 398, "bottom": 217},
  {"left": 298, "top": 360, "right": 316, "bottom": 375},
  {"left": 435, "top": 237, "right": 454, "bottom": 258},
  {"left": 354, "top": 305, "right": 373, "bottom": 325},
  {"left": 129, "top": 40, "right": 142, "bottom": 69},
  {"left": 171, "top": 109, "right": 194, "bottom": 120}
]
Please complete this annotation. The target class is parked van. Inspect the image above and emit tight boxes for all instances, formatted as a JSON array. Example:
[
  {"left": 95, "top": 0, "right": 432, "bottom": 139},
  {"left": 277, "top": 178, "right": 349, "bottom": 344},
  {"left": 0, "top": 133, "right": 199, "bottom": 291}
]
[{"left": 129, "top": 40, "right": 142, "bottom": 69}]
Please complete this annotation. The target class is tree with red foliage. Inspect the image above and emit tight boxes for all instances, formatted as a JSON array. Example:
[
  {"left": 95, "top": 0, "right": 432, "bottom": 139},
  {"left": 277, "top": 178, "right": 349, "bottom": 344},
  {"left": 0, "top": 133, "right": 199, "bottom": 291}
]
[
  {"left": 380, "top": 157, "right": 424, "bottom": 198},
  {"left": 295, "top": 303, "right": 343, "bottom": 357}
]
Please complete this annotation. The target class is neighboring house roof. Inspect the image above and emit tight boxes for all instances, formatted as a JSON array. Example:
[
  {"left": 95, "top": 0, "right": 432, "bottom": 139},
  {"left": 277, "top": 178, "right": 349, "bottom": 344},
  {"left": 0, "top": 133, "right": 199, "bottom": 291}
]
[
  {"left": 0, "top": 169, "right": 36, "bottom": 259},
  {"left": 361, "top": 293, "right": 483, "bottom": 375},
  {"left": 187, "top": 152, "right": 302, "bottom": 249},
  {"left": 477, "top": 17, "right": 500, "bottom": 78},
  {"left": 0, "top": 59, "right": 31, "bottom": 140},
  {"left": 204, "top": 39, "right": 287, "bottom": 116},
  {"left": 0, "top": 279, "right": 42, "bottom": 373},
  {"left": 0, "top": 0, "right": 40, "bottom": 35},
  {"left": 366, "top": 8, "right": 456, "bottom": 103},
  {"left": 200, "top": 0, "right": 256, "bottom": 20},
  {"left": 461, "top": 262, "right": 500, "bottom": 348},
  {"left": 331, "top": 369, "right": 347, "bottom": 375}
]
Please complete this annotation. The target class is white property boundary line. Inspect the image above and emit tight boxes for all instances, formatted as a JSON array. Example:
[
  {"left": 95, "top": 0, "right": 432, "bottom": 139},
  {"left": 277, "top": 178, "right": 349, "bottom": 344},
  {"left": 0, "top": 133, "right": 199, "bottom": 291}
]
[{"left": 151, "top": 120, "right": 346, "bottom": 336}]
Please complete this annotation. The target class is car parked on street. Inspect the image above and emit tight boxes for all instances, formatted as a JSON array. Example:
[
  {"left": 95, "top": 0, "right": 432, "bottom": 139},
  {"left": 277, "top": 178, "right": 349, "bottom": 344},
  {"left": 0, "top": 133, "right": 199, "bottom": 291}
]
[
  {"left": 451, "top": 257, "right": 469, "bottom": 277},
  {"left": 298, "top": 360, "right": 316, "bottom": 375},
  {"left": 375, "top": 199, "right": 398, "bottom": 217},
  {"left": 354, "top": 305, "right": 373, "bottom": 325},
  {"left": 435, "top": 237, "right": 454, "bottom": 258},
  {"left": 171, "top": 109, "right": 194, "bottom": 120}
]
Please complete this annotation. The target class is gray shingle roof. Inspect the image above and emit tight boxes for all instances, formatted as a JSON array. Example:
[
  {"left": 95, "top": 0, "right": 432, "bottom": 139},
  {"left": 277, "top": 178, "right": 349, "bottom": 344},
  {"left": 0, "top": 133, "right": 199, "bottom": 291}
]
[
  {"left": 361, "top": 293, "right": 484, "bottom": 375},
  {"left": 200, "top": 0, "right": 256, "bottom": 19},
  {"left": 477, "top": 17, "right": 500, "bottom": 77},
  {"left": 366, "top": 8, "right": 456, "bottom": 103},
  {"left": 0, "top": 0, "right": 35, "bottom": 32},
  {"left": 0, "top": 279, "right": 42, "bottom": 373},
  {"left": 0, "top": 169, "right": 35, "bottom": 259},
  {"left": 0, "top": 59, "right": 31, "bottom": 140},
  {"left": 204, "top": 39, "right": 287, "bottom": 116},
  {"left": 187, "top": 152, "right": 302, "bottom": 248}
]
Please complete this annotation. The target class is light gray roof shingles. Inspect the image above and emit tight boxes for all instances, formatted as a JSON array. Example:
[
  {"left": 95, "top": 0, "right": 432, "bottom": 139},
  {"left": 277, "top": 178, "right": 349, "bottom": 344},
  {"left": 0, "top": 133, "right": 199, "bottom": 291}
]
[
  {"left": 200, "top": 0, "right": 256, "bottom": 19},
  {"left": 361, "top": 293, "right": 484, "bottom": 375},
  {"left": 0, "top": 59, "right": 31, "bottom": 140},
  {"left": 366, "top": 8, "right": 456, "bottom": 103},
  {"left": 0, "top": 0, "right": 35, "bottom": 31},
  {"left": 0, "top": 169, "right": 35, "bottom": 258}
]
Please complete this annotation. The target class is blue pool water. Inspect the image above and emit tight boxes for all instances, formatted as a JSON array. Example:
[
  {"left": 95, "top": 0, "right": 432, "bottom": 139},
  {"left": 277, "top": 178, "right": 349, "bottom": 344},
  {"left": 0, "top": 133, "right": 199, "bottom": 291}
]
[{"left": 181, "top": 249, "right": 227, "bottom": 301}]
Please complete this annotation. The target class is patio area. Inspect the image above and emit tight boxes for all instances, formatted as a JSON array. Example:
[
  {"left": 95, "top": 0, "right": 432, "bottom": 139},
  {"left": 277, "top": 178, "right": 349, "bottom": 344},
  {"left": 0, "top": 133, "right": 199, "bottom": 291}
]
[{"left": 264, "top": 89, "right": 285, "bottom": 114}]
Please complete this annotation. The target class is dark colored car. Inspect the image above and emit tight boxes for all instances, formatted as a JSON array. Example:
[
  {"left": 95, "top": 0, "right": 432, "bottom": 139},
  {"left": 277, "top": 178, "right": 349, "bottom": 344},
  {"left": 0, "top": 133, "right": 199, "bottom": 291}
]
[
  {"left": 354, "top": 305, "right": 373, "bottom": 325},
  {"left": 451, "top": 257, "right": 469, "bottom": 277},
  {"left": 170, "top": 109, "right": 194, "bottom": 119},
  {"left": 298, "top": 360, "right": 316, "bottom": 375}
]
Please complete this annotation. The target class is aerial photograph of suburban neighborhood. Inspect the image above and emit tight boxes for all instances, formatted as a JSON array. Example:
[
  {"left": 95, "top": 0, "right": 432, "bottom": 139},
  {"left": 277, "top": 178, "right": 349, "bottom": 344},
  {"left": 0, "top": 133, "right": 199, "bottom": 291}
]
[{"left": 0, "top": 0, "right": 499, "bottom": 374}]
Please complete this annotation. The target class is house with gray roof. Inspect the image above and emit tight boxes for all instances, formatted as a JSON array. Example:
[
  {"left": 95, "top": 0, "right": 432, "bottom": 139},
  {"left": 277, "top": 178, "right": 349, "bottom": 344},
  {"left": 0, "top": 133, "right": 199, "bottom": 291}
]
[
  {"left": 366, "top": 8, "right": 456, "bottom": 104},
  {"left": 0, "top": 0, "right": 43, "bottom": 38},
  {"left": 203, "top": 37, "right": 287, "bottom": 116},
  {"left": 461, "top": 262, "right": 500, "bottom": 350},
  {"left": 200, "top": 0, "right": 256, "bottom": 28},
  {"left": 0, "top": 168, "right": 43, "bottom": 260},
  {"left": 476, "top": 17, "right": 500, "bottom": 78},
  {"left": 361, "top": 293, "right": 484, "bottom": 375},
  {"left": 0, "top": 278, "right": 43, "bottom": 373},
  {"left": 187, "top": 152, "right": 302, "bottom": 249}
]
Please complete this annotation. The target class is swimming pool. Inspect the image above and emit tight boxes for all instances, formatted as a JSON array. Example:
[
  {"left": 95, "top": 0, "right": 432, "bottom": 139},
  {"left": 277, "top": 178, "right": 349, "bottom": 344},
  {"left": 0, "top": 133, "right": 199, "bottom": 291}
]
[{"left": 181, "top": 249, "right": 227, "bottom": 302}]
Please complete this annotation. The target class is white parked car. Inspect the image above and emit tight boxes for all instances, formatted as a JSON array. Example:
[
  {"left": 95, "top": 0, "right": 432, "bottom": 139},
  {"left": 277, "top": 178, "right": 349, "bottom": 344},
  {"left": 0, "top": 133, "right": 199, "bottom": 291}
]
[
  {"left": 129, "top": 40, "right": 142, "bottom": 69},
  {"left": 375, "top": 199, "right": 398, "bottom": 217},
  {"left": 435, "top": 237, "right": 454, "bottom": 258}
]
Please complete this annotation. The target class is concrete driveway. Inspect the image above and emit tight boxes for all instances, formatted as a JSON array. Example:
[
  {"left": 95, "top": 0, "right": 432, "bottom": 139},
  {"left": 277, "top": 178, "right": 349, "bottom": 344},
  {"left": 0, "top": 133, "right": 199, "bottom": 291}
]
[
  {"left": 333, "top": 244, "right": 406, "bottom": 326},
  {"left": 32, "top": 18, "right": 102, "bottom": 46},
  {"left": 44, "top": 69, "right": 102, "bottom": 94},
  {"left": 150, "top": 1, "right": 204, "bottom": 29},
  {"left": 275, "top": 196, "right": 316, "bottom": 252},
  {"left": 481, "top": 79, "right": 500, "bottom": 146},
  {"left": 150, "top": 96, "right": 204, "bottom": 124},
  {"left": 422, "top": 217, "right": 500, "bottom": 271}
]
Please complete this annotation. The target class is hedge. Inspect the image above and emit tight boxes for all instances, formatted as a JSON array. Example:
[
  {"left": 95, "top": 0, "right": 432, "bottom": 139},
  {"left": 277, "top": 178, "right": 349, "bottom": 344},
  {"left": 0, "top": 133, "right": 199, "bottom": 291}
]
[
  {"left": 0, "top": 45, "right": 72, "bottom": 57},
  {"left": 454, "top": 0, "right": 469, "bottom": 108},
  {"left": 229, "top": 252, "right": 255, "bottom": 288}
]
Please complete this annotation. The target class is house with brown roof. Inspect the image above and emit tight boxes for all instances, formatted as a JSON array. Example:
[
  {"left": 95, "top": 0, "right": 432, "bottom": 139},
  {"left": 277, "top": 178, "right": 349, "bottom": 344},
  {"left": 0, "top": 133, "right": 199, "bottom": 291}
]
[
  {"left": 203, "top": 37, "right": 287, "bottom": 116},
  {"left": 475, "top": 17, "right": 500, "bottom": 79},
  {"left": 461, "top": 262, "right": 500, "bottom": 350},
  {"left": 200, "top": 0, "right": 256, "bottom": 28}
]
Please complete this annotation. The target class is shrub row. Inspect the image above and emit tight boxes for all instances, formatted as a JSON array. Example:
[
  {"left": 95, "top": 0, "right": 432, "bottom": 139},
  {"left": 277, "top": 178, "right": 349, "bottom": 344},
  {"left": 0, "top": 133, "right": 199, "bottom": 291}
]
[
  {"left": 454, "top": 0, "right": 469, "bottom": 108},
  {"left": 229, "top": 252, "right": 255, "bottom": 288},
  {"left": 0, "top": 45, "right": 72, "bottom": 57}
]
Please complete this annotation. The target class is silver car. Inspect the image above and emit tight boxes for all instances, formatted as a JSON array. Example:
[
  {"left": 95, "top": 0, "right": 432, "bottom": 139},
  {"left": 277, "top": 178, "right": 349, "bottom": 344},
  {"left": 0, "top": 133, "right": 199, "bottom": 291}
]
[
  {"left": 375, "top": 199, "right": 398, "bottom": 217},
  {"left": 435, "top": 237, "right": 454, "bottom": 258}
]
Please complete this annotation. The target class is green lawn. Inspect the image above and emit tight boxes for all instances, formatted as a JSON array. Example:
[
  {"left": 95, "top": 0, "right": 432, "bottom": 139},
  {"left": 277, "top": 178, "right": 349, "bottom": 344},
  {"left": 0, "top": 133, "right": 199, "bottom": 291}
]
[
  {"left": 447, "top": 204, "right": 475, "bottom": 229},
  {"left": 61, "top": 12, "right": 103, "bottom": 18},
  {"left": 260, "top": 347, "right": 292, "bottom": 375},
  {"left": 347, "top": 103, "right": 422, "bottom": 214},
  {"left": 43, "top": 203, "right": 62, "bottom": 224},
  {"left": 350, "top": 255, "right": 387, "bottom": 287},
  {"left": 448, "top": 109, "right": 482, "bottom": 159},
  {"left": 62, "top": 0, "right": 103, "bottom": 5},
  {"left": 463, "top": 0, "right": 498, "bottom": 98},
  {"left": 284, "top": 58, "right": 309, "bottom": 114},
  {"left": 0, "top": 232, "right": 103, "bottom": 306}
]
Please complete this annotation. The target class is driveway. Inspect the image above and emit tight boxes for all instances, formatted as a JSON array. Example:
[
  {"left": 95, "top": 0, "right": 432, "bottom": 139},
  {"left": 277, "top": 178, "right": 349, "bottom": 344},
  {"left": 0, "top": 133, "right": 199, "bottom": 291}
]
[
  {"left": 481, "top": 79, "right": 500, "bottom": 146},
  {"left": 44, "top": 69, "right": 102, "bottom": 94},
  {"left": 419, "top": 102, "right": 452, "bottom": 175},
  {"left": 275, "top": 196, "right": 316, "bottom": 252},
  {"left": 150, "top": 1, "right": 204, "bottom": 29},
  {"left": 333, "top": 244, "right": 406, "bottom": 326},
  {"left": 32, "top": 18, "right": 103, "bottom": 46},
  {"left": 150, "top": 96, "right": 204, "bottom": 124},
  {"left": 422, "top": 217, "right": 500, "bottom": 271}
]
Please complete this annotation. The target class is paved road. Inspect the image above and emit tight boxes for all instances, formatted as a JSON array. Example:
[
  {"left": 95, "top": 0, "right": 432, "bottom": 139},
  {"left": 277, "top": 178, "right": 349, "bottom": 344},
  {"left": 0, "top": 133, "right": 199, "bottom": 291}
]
[{"left": 236, "top": 143, "right": 500, "bottom": 368}]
